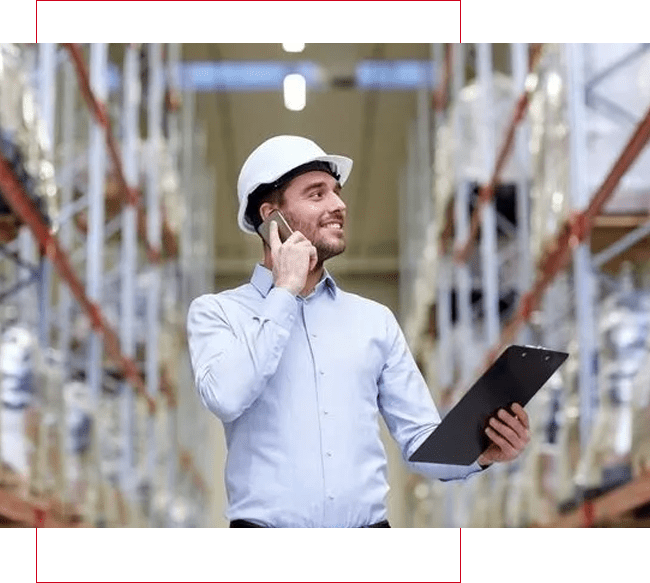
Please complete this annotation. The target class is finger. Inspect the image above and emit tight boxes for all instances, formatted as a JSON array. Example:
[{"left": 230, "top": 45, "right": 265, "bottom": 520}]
[
  {"left": 296, "top": 241, "right": 317, "bottom": 270},
  {"left": 308, "top": 245, "right": 318, "bottom": 272},
  {"left": 498, "top": 408, "right": 529, "bottom": 442},
  {"left": 511, "top": 403, "right": 529, "bottom": 429},
  {"left": 501, "top": 410, "right": 531, "bottom": 444},
  {"left": 285, "top": 229, "right": 307, "bottom": 244},
  {"left": 489, "top": 416, "right": 522, "bottom": 448},
  {"left": 268, "top": 220, "right": 281, "bottom": 251},
  {"left": 510, "top": 406, "right": 531, "bottom": 442},
  {"left": 293, "top": 239, "right": 314, "bottom": 250},
  {"left": 485, "top": 426, "right": 517, "bottom": 457},
  {"left": 489, "top": 416, "right": 526, "bottom": 449}
]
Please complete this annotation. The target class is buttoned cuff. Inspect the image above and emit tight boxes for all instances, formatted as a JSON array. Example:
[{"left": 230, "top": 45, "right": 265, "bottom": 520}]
[{"left": 263, "top": 287, "right": 299, "bottom": 332}]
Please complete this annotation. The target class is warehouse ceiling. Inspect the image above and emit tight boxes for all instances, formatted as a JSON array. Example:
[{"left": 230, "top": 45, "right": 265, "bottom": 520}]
[{"left": 182, "top": 43, "right": 433, "bottom": 280}]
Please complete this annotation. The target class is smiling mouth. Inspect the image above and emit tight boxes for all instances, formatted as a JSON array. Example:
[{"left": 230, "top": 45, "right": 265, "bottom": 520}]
[{"left": 322, "top": 222, "right": 343, "bottom": 230}]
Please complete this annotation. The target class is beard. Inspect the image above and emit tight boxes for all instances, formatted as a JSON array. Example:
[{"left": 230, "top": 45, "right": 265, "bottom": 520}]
[
  {"left": 283, "top": 210, "right": 346, "bottom": 266},
  {"left": 313, "top": 235, "right": 346, "bottom": 265}
]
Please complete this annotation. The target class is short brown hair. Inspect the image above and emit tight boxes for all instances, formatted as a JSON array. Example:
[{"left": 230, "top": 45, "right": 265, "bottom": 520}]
[{"left": 244, "top": 184, "right": 287, "bottom": 233}]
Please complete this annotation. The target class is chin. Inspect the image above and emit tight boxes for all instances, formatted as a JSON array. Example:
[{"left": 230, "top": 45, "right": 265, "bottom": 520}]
[{"left": 318, "top": 243, "right": 346, "bottom": 263}]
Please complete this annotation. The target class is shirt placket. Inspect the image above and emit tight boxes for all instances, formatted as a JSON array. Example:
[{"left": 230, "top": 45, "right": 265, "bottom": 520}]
[{"left": 299, "top": 293, "right": 337, "bottom": 526}]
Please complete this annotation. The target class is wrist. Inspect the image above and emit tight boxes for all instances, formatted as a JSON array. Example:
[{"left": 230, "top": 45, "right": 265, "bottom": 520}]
[
  {"left": 275, "top": 282, "right": 300, "bottom": 296},
  {"left": 477, "top": 454, "right": 493, "bottom": 469}
]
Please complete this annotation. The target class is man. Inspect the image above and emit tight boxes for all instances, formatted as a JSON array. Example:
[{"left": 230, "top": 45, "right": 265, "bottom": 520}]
[{"left": 187, "top": 135, "right": 530, "bottom": 528}]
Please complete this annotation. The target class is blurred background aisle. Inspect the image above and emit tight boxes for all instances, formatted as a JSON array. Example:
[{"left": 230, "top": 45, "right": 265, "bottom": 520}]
[{"left": 1, "top": 43, "right": 650, "bottom": 528}]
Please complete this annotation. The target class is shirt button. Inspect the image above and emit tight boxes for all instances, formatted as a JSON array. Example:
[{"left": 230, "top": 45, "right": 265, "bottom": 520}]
[
  {"left": 311, "top": 333, "right": 317, "bottom": 338},
  {"left": 326, "top": 451, "right": 332, "bottom": 457},
  {"left": 323, "top": 410, "right": 329, "bottom": 416},
  {"left": 327, "top": 494, "right": 334, "bottom": 500},
  {"left": 319, "top": 370, "right": 325, "bottom": 375}
]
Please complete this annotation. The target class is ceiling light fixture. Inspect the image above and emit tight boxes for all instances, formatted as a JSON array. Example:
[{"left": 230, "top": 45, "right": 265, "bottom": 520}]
[
  {"left": 282, "top": 43, "right": 305, "bottom": 53},
  {"left": 283, "top": 74, "right": 306, "bottom": 111}
]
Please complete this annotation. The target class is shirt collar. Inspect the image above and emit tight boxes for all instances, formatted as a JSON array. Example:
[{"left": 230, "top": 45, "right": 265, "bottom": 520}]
[{"left": 251, "top": 263, "right": 338, "bottom": 299}]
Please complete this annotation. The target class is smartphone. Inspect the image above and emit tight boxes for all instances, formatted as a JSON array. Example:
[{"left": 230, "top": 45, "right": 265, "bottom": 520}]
[{"left": 257, "top": 210, "right": 293, "bottom": 246}]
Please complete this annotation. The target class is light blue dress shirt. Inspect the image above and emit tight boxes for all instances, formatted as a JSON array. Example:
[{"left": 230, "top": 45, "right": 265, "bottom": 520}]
[{"left": 187, "top": 263, "right": 483, "bottom": 527}]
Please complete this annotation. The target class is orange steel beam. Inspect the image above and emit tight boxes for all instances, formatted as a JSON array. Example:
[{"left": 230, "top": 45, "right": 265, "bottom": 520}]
[
  {"left": 62, "top": 44, "right": 138, "bottom": 209},
  {"left": 0, "top": 154, "right": 156, "bottom": 414},
  {"left": 454, "top": 44, "right": 545, "bottom": 264},
  {"left": 178, "top": 449, "right": 207, "bottom": 495},
  {"left": 433, "top": 43, "right": 452, "bottom": 113},
  {"left": 64, "top": 41, "right": 199, "bottom": 488},
  {"left": 1, "top": 157, "right": 207, "bottom": 500},
  {"left": 62, "top": 44, "right": 180, "bottom": 263},
  {"left": 0, "top": 484, "right": 36, "bottom": 525},
  {"left": 0, "top": 483, "right": 87, "bottom": 527},
  {"left": 476, "top": 101, "right": 650, "bottom": 373},
  {"left": 545, "top": 471, "right": 650, "bottom": 527}
]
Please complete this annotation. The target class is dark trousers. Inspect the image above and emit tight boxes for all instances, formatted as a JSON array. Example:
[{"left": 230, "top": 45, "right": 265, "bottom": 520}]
[{"left": 230, "top": 519, "right": 390, "bottom": 528}]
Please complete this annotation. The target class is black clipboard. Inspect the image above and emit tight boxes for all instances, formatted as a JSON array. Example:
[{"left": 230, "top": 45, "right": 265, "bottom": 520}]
[{"left": 409, "top": 345, "right": 568, "bottom": 465}]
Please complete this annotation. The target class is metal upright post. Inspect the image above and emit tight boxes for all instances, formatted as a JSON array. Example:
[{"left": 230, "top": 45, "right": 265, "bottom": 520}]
[
  {"left": 17, "top": 232, "right": 36, "bottom": 332},
  {"left": 166, "top": 41, "right": 182, "bottom": 521},
  {"left": 398, "top": 167, "right": 408, "bottom": 323},
  {"left": 180, "top": 90, "right": 195, "bottom": 309},
  {"left": 197, "top": 127, "right": 210, "bottom": 295},
  {"left": 37, "top": 43, "right": 56, "bottom": 348},
  {"left": 436, "top": 258, "right": 453, "bottom": 391},
  {"left": 417, "top": 88, "right": 432, "bottom": 241},
  {"left": 406, "top": 123, "right": 417, "bottom": 322},
  {"left": 167, "top": 44, "right": 181, "bottom": 174},
  {"left": 87, "top": 43, "right": 109, "bottom": 524},
  {"left": 36, "top": 41, "right": 59, "bottom": 507},
  {"left": 18, "top": 50, "right": 38, "bottom": 334},
  {"left": 205, "top": 164, "right": 217, "bottom": 299},
  {"left": 451, "top": 45, "right": 473, "bottom": 386},
  {"left": 55, "top": 54, "right": 78, "bottom": 516},
  {"left": 477, "top": 44, "right": 500, "bottom": 350},
  {"left": 511, "top": 44, "right": 533, "bottom": 344},
  {"left": 120, "top": 44, "right": 140, "bottom": 508},
  {"left": 59, "top": 58, "right": 76, "bottom": 369},
  {"left": 146, "top": 43, "right": 164, "bottom": 524},
  {"left": 565, "top": 43, "right": 598, "bottom": 451},
  {"left": 432, "top": 44, "right": 453, "bottom": 394},
  {"left": 37, "top": 44, "right": 56, "bottom": 153},
  {"left": 447, "top": 44, "right": 475, "bottom": 529}
]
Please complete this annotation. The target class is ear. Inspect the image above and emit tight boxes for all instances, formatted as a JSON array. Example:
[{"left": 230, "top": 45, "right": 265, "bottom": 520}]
[{"left": 259, "top": 202, "right": 276, "bottom": 222}]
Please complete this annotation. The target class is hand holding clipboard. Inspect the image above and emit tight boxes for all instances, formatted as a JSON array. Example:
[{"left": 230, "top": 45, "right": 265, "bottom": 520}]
[{"left": 409, "top": 345, "right": 568, "bottom": 466}]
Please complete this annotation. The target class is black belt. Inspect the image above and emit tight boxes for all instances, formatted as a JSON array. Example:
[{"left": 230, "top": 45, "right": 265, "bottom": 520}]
[{"left": 230, "top": 519, "right": 390, "bottom": 528}]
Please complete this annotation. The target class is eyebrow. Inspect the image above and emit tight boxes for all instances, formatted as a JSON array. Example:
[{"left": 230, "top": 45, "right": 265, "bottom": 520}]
[{"left": 301, "top": 181, "right": 342, "bottom": 195}]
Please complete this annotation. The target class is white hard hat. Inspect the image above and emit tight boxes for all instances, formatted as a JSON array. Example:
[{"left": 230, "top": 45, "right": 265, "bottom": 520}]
[{"left": 237, "top": 135, "right": 353, "bottom": 234}]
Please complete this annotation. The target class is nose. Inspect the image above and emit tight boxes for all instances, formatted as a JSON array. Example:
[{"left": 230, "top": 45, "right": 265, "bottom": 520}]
[{"left": 330, "top": 190, "right": 346, "bottom": 213}]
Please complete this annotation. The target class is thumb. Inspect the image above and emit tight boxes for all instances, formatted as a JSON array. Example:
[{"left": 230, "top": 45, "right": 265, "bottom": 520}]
[
  {"left": 309, "top": 245, "right": 318, "bottom": 272},
  {"left": 268, "top": 220, "right": 281, "bottom": 251}
]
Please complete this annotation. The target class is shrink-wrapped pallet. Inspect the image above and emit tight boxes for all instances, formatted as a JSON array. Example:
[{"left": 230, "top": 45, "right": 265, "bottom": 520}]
[
  {"left": 575, "top": 266, "right": 650, "bottom": 498},
  {"left": 529, "top": 44, "right": 571, "bottom": 262}
]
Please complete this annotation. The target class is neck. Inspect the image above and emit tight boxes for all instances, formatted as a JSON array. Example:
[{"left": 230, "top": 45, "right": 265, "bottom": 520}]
[{"left": 263, "top": 245, "right": 324, "bottom": 297}]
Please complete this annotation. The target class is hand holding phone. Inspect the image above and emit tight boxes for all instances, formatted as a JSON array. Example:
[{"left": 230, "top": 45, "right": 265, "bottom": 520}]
[
  {"left": 258, "top": 209, "right": 293, "bottom": 246},
  {"left": 258, "top": 210, "right": 317, "bottom": 296}
]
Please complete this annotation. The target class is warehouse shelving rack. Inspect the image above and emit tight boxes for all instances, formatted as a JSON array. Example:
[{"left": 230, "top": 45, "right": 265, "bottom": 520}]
[
  {"left": 401, "top": 43, "right": 650, "bottom": 528},
  {"left": 0, "top": 43, "right": 213, "bottom": 527}
]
